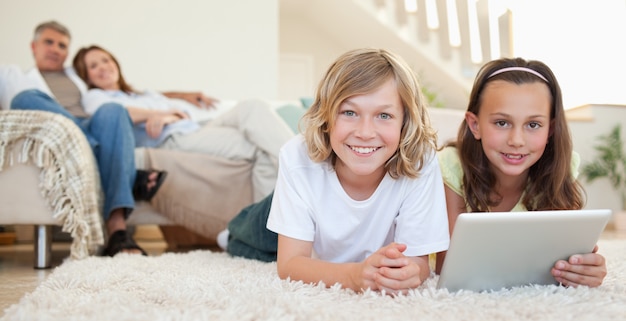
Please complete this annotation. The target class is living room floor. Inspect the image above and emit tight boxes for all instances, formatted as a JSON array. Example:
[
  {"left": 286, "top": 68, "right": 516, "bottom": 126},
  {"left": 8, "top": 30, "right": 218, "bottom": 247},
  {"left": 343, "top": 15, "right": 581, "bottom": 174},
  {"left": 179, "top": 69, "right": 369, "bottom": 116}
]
[
  {"left": 0, "top": 225, "right": 213, "bottom": 314},
  {"left": 1, "top": 225, "right": 625, "bottom": 317}
]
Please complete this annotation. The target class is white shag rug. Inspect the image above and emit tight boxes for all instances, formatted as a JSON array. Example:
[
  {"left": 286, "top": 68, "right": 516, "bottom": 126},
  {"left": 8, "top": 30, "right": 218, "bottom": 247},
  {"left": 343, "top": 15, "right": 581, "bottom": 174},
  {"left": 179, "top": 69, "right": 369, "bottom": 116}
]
[{"left": 3, "top": 240, "right": 626, "bottom": 321}]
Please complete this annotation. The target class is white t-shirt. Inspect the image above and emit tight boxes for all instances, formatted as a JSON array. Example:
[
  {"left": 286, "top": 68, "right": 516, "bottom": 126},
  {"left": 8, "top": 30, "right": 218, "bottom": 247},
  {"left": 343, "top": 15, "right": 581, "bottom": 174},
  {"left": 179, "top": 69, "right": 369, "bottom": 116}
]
[
  {"left": 0, "top": 64, "right": 27, "bottom": 109},
  {"left": 0, "top": 65, "right": 86, "bottom": 110},
  {"left": 82, "top": 88, "right": 197, "bottom": 116},
  {"left": 266, "top": 135, "right": 450, "bottom": 263}
]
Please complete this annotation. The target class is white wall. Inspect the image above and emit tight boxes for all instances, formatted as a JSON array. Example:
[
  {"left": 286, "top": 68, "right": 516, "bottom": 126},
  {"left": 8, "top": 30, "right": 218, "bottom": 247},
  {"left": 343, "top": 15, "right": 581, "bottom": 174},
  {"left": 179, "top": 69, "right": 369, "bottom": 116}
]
[
  {"left": 278, "top": 1, "right": 471, "bottom": 109},
  {"left": 509, "top": 0, "right": 626, "bottom": 109},
  {"left": 0, "top": 0, "right": 279, "bottom": 100},
  {"left": 279, "top": 15, "right": 350, "bottom": 101}
]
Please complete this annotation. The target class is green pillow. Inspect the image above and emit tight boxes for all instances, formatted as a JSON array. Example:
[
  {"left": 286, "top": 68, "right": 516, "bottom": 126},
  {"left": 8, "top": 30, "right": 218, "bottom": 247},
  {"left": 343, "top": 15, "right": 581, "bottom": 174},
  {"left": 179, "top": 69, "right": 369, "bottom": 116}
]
[
  {"left": 300, "top": 97, "right": 314, "bottom": 109},
  {"left": 276, "top": 104, "right": 306, "bottom": 134}
]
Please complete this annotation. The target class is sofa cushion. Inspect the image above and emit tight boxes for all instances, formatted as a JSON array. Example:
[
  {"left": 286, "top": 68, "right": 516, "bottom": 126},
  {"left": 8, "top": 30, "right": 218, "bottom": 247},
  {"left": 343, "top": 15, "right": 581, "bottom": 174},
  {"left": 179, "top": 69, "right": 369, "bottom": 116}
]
[{"left": 276, "top": 104, "right": 305, "bottom": 134}]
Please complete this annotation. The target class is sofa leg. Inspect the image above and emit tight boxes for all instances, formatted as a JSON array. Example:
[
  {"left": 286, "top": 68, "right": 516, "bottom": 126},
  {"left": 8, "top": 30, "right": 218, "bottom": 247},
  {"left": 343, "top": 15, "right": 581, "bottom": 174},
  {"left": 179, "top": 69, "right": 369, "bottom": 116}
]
[{"left": 33, "top": 225, "right": 52, "bottom": 269}]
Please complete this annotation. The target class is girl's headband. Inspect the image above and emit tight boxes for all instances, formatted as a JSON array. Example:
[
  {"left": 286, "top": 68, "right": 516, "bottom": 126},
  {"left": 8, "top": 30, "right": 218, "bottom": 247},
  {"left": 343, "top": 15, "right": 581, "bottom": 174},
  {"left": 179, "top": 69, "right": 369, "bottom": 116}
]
[{"left": 487, "top": 67, "right": 548, "bottom": 83}]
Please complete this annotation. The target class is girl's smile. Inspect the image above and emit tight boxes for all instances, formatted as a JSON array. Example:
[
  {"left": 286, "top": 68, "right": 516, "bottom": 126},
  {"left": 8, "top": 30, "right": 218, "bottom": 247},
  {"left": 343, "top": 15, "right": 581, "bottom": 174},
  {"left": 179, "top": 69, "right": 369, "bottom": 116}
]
[{"left": 501, "top": 152, "right": 528, "bottom": 164}]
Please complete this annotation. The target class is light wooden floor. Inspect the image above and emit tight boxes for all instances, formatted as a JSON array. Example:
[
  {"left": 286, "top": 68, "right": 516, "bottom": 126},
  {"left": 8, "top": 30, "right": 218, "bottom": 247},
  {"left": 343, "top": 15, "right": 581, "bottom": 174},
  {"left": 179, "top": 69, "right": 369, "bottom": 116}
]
[{"left": 1, "top": 225, "right": 625, "bottom": 317}]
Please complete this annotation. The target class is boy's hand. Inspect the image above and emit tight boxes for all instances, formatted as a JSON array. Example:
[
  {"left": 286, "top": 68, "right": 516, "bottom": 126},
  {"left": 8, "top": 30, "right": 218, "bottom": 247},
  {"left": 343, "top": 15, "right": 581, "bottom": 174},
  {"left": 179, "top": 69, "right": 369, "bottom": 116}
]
[{"left": 359, "top": 243, "right": 424, "bottom": 295}]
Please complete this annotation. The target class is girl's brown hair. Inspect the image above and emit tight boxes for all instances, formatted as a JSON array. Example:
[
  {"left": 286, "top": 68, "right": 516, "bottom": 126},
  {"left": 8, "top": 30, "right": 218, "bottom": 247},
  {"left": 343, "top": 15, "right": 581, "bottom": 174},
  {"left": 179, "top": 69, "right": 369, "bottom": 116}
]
[
  {"left": 72, "top": 45, "right": 135, "bottom": 94},
  {"left": 455, "top": 57, "right": 584, "bottom": 211},
  {"left": 302, "top": 48, "right": 437, "bottom": 179}
]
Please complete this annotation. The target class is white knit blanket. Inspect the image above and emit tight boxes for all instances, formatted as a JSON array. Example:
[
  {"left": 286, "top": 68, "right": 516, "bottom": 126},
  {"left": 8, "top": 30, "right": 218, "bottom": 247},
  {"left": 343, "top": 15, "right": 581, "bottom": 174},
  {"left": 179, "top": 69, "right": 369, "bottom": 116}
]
[
  {"left": 2, "top": 239, "right": 625, "bottom": 321},
  {"left": 0, "top": 110, "right": 104, "bottom": 258}
]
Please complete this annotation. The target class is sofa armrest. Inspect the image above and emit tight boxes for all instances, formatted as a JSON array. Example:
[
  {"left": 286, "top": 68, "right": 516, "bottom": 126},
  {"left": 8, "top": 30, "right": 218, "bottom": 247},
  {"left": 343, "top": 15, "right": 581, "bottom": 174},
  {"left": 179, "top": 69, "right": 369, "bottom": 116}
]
[{"left": 0, "top": 110, "right": 104, "bottom": 259}]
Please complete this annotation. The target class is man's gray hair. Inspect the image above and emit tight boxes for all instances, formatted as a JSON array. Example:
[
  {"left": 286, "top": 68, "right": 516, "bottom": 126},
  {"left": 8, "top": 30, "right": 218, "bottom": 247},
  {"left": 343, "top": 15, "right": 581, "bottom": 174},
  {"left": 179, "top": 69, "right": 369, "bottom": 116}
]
[{"left": 33, "top": 20, "right": 71, "bottom": 41}]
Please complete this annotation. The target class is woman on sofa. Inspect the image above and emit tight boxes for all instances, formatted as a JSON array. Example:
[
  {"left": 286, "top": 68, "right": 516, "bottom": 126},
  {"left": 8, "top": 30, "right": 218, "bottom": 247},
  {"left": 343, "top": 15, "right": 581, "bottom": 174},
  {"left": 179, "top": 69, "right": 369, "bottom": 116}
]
[{"left": 72, "top": 45, "right": 294, "bottom": 202}]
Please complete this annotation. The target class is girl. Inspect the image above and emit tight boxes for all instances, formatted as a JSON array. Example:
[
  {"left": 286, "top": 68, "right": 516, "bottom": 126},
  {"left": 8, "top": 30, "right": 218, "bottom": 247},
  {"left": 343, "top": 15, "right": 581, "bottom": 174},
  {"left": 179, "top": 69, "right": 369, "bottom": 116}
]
[
  {"left": 435, "top": 57, "right": 607, "bottom": 287},
  {"left": 72, "top": 45, "right": 294, "bottom": 201},
  {"left": 265, "top": 48, "right": 449, "bottom": 294}
]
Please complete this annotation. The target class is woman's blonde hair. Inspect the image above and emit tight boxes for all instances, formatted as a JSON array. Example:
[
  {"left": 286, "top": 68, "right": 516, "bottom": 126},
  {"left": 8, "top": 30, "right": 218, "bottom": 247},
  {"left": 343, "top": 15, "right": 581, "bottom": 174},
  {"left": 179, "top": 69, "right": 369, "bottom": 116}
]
[{"left": 302, "top": 48, "right": 437, "bottom": 179}]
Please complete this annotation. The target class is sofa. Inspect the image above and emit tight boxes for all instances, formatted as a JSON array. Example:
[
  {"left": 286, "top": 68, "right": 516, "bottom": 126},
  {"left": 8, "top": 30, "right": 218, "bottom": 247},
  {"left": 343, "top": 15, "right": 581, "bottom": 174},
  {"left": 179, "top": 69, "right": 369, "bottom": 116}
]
[{"left": 0, "top": 109, "right": 256, "bottom": 268}]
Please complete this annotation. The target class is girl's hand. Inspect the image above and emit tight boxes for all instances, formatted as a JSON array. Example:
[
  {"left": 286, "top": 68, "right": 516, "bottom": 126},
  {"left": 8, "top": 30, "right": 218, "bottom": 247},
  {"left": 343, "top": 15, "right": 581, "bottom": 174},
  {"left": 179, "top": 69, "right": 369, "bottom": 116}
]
[
  {"left": 360, "top": 243, "right": 424, "bottom": 295},
  {"left": 145, "top": 110, "right": 188, "bottom": 138},
  {"left": 551, "top": 245, "right": 607, "bottom": 287}
]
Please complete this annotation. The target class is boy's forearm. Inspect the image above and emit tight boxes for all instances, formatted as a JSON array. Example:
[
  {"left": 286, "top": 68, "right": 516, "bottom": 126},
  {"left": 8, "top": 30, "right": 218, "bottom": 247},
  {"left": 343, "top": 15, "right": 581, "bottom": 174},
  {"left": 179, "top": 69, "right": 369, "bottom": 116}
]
[
  {"left": 413, "top": 256, "right": 432, "bottom": 282},
  {"left": 278, "top": 256, "right": 365, "bottom": 292}
]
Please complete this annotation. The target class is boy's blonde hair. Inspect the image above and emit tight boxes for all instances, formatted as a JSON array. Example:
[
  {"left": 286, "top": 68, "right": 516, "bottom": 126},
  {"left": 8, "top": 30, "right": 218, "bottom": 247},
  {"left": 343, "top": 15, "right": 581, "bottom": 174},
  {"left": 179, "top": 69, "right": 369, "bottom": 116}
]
[{"left": 301, "top": 48, "right": 437, "bottom": 179}]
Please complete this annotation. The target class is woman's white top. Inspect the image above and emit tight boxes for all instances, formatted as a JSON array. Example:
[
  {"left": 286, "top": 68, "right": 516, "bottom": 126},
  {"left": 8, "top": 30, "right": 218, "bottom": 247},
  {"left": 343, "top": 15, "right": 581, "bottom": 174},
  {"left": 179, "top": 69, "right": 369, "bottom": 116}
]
[{"left": 83, "top": 89, "right": 199, "bottom": 147}]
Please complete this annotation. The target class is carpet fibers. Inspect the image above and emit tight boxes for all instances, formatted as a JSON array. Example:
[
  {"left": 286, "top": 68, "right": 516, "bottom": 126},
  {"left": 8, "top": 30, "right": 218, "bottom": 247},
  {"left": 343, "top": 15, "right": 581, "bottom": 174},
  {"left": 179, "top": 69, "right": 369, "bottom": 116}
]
[{"left": 2, "top": 240, "right": 625, "bottom": 321}]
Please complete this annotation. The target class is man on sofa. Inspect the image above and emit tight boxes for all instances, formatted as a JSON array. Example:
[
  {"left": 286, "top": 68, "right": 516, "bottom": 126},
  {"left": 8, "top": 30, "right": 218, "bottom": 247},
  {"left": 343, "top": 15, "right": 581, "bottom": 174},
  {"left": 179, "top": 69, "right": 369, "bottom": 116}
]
[{"left": 2, "top": 20, "right": 183, "bottom": 256}]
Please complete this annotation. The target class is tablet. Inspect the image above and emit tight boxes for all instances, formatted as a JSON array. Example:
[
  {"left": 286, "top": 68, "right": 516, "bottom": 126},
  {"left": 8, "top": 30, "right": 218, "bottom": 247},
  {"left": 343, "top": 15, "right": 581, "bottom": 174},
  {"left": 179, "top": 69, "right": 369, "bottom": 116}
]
[{"left": 436, "top": 209, "right": 612, "bottom": 292}]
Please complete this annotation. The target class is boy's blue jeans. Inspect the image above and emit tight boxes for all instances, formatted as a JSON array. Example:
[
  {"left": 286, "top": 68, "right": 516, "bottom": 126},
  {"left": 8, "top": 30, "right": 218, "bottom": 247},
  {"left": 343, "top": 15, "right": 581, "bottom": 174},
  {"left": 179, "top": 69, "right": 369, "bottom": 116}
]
[
  {"left": 11, "top": 89, "right": 136, "bottom": 220},
  {"left": 227, "top": 192, "right": 278, "bottom": 262}
]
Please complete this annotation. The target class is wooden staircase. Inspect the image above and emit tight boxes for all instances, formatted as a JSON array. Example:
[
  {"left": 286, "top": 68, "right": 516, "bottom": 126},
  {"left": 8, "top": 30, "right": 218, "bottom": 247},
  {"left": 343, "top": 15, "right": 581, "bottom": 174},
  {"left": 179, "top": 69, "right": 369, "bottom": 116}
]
[
  {"left": 355, "top": 0, "right": 514, "bottom": 102},
  {"left": 279, "top": 0, "right": 514, "bottom": 109}
]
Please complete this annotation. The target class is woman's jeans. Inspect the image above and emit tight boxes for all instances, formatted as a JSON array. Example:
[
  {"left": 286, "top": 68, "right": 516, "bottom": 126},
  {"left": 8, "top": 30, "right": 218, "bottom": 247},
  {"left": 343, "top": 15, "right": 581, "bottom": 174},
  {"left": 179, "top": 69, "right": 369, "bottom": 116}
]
[{"left": 11, "top": 89, "right": 136, "bottom": 220}]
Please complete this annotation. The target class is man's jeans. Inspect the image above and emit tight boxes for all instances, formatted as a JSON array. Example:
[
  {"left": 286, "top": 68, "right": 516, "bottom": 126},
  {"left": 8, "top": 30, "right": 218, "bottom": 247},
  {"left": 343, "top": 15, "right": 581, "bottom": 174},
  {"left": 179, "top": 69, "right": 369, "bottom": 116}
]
[{"left": 11, "top": 89, "right": 136, "bottom": 220}]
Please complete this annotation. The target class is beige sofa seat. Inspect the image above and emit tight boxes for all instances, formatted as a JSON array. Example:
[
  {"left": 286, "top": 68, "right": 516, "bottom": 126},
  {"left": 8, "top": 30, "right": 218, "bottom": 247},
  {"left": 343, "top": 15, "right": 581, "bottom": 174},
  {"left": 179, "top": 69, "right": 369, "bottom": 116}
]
[
  {"left": 131, "top": 147, "right": 254, "bottom": 240},
  {"left": 0, "top": 110, "right": 254, "bottom": 268}
]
